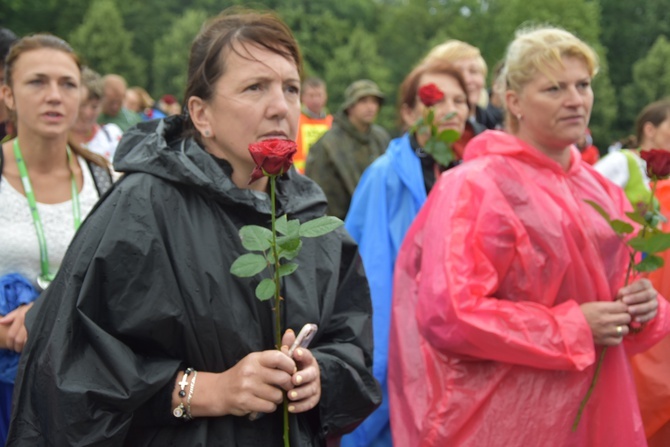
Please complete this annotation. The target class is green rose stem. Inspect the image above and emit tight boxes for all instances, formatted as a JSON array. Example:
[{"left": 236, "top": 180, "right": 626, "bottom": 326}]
[
  {"left": 232, "top": 142, "right": 343, "bottom": 445},
  {"left": 269, "top": 175, "right": 290, "bottom": 447},
  {"left": 573, "top": 179, "right": 659, "bottom": 431},
  {"left": 644, "top": 180, "right": 660, "bottom": 240},
  {"left": 571, "top": 347, "right": 607, "bottom": 431}
]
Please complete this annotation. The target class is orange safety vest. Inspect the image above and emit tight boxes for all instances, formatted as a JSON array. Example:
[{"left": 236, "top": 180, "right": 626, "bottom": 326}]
[{"left": 294, "top": 113, "right": 333, "bottom": 174}]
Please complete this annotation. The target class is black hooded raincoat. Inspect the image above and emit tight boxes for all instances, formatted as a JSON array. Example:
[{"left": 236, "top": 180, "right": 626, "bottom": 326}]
[{"left": 7, "top": 116, "right": 381, "bottom": 446}]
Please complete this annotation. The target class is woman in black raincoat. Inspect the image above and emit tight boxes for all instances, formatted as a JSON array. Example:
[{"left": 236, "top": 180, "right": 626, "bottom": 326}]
[{"left": 7, "top": 9, "right": 380, "bottom": 447}]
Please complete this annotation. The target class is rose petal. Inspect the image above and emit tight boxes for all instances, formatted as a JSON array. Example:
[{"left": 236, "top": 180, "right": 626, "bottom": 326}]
[
  {"left": 418, "top": 83, "right": 445, "bottom": 107},
  {"left": 247, "top": 139, "right": 298, "bottom": 182}
]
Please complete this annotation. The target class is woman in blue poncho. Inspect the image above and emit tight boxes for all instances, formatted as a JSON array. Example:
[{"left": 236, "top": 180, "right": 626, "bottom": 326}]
[{"left": 342, "top": 60, "right": 473, "bottom": 447}]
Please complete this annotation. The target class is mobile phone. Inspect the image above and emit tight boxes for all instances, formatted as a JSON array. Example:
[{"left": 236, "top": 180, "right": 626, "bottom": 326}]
[
  {"left": 248, "top": 324, "right": 319, "bottom": 422},
  {"left": 287, "top": 323, "right": 318, "bottom": 358}
]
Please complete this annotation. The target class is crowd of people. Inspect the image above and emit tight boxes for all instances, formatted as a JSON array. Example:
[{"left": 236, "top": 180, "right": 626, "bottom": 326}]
[{"left": 1, "top": 7, "right": 670, "bottom": 447}]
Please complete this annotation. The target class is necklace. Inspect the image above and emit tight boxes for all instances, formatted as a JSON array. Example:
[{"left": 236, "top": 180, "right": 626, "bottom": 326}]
[{"left": 12, "top": 139, "right": 81, "bottom": 290}]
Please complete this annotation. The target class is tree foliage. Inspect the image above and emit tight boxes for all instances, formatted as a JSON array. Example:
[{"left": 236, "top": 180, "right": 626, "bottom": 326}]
[
  {"left": 277, "top": 7, "right": 351, "bottom": 77},
  {"left": 324, "top": 26, "right": 392, "bottom": 111},
  {"left": 620, "top": 36, "right": 670, "bottom": 131},
  {"left": 69, "top": 0, "right": 147, "bottom": 87},
  {"left": 600, "top": 0, "right": 670, "bottom": 89},
  {"left": 152, "top": 9, "right": 208, "bottom": 99},
  {"left": 3, "top": 0, "right": 667, "bottom": 143},
  {"left": 589, "top": 48, "right": 618, "bottom": 150}
]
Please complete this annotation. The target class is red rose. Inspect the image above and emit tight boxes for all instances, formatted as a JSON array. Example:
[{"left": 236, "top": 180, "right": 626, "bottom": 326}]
[
  {"left": 418, "top": 83, "right": 445, "bottom": 107},
  {"left": 641, "top": 149, "right": 670, "bottom": 179},
  {"left": 248, "top": 139, "right": 297, "bottom": 184}
]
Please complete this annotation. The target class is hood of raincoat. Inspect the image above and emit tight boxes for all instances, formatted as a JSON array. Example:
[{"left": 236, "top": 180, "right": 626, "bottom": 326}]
[
  {"left": 114, "top": 115, "right": 327, "bottom": 219},
  {"left": 8, "top": 115, "right": 381, "bottom": 446}
]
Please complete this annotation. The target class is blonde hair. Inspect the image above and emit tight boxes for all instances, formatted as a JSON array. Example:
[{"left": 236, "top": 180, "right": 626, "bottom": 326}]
[
  {"left": 423, "top": 40, "right": 487, "bottom": 76},
  {"left": 500, "top": 26, "right": 599, "bottom": 132}
]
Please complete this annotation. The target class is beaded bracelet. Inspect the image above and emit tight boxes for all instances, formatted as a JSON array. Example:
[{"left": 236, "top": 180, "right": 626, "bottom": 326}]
[{"left": 173, "top": 368, "right": 195, "bottom": 420}]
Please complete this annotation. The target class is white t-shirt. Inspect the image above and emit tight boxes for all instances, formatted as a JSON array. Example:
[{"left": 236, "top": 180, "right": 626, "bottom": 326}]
[
  {"left": 0, "top": 157, "right": 100, "bottom": 288},
  {"left": 83, "top": 124, "right": 123, "bottom": 163}
]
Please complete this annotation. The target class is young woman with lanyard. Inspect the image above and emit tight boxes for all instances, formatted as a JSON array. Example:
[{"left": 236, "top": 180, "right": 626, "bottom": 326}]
[{"left": 0, "top": 34, "right": 111, "bottom": 444}]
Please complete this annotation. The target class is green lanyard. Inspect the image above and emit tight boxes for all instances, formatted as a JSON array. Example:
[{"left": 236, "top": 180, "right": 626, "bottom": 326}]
[{"left": 12, "top": 139, "right": 81, "bottom": 289}]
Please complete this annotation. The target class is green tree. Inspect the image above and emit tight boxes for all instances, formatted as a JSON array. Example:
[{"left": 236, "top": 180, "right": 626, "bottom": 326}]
[
  {"left": 600, "top": 0, "right": 670, "bottom": 90},
  {"left": 274, "top": 5, "right": 351, "bottom": 77},
  {"left": 118, "top": 0, "right": 224, "bottom": 93},
  {"left": 589, "top": 47, "right": 618, "bottom": 150},
  {"left": 0, "top": 0, "right": 61, "bottom": 36},
  {"left": 152, "top": 9, "right": 208, "bottom": 99},
  {"left": 69, "top": 0, "right": 147, "bottom": 87},
  {"left": 599, "top": 0, "right": 670, "bottom": 137},
  {"left": 485, "top": 0, "right": 600, "bottom": 63},
  {"left": 620, "top": 35, "right": 670, "bottom": 131},
  {"left": 375, "top": 0, "right": 451, "bottom": 88},
  {"left": 371, "top": 0, "right": 456, "bottom": 132}
]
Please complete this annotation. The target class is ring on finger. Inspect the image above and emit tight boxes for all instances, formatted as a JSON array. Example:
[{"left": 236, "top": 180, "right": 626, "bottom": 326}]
[{"left": 616, "top": 325, "right": 624, "bottom": 336}]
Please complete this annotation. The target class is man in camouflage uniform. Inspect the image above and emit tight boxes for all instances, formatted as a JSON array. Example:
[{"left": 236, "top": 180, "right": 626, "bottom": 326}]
[{"left": 305, "top": 80, "right": 390, "bottom": 219}]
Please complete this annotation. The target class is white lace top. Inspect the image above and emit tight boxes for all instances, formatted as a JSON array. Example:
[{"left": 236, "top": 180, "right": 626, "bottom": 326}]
[{"left": 0, "top": 157, "right": 100, "bottom": 287}]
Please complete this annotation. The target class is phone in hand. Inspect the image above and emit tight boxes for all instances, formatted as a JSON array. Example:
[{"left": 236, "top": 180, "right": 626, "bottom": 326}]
[
  {"left": 248, "top": 323, "right": 319, "bottom": 422},
  {"left": 287, "top": 323, "right": 318, "bottom": 358}
]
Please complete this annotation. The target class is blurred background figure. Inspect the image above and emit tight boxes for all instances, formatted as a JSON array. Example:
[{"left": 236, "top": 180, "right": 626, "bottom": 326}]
[
  {"left": 70, "top": 67, "right": 123, "bottom": 163},
  {"left": 156, "top": 94, "right": 181, "bottom": 116},
  {"left": 423, "top": 40, "right": 504, "bottom": 130},
  {"left": 294, "top": 77, "right": 332, "bottom": 173},
  {"left": 576, "top": 128, "right": 600, "bottom": 164},
  {"left": 343, "top": 60, "right": 470, "bottom": 447},
  {"left": 595, "top": 99, "right": 670, "bottom": 211},
  {"left": 98, "top": 74, "right": 142, "bottom": 132},
  {"left": 305, "top": 79, "right": 390, "bottom": 219},
  {"left": 0, "top": 27, "right": 18, "bottom": 141},
  {"left": 124, "top": 86, "right": 166, "bottom": 121}
]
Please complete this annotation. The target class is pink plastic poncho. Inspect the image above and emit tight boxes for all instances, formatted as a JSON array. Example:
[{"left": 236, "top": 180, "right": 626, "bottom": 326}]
[{"left": 389, "top": 131, "right": 670, "bottom": 447}]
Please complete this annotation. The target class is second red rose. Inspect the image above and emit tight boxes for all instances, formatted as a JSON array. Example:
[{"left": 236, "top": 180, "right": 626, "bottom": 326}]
[
  {"left": 418, "top": 83, "right": 445, "bottom": 107},
  {"left": 641, "top": 149, "right": 670, "bottom": 179}
]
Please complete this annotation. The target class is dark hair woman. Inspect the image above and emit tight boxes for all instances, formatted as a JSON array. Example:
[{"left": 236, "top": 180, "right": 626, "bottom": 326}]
[
  {"left": 342, "top": 60, "right": 470, "bottom": 447},
  {"left": 7, "top": 10, "right": 380, "bottom": 446}
]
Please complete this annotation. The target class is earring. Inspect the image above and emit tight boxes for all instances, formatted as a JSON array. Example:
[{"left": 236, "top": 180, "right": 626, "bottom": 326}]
[
  {"left": 516, "top": 114, "right": 523, "bottom": 121},
  {"left": 204, "top": 130, "right": 211, "bottom": 137}
]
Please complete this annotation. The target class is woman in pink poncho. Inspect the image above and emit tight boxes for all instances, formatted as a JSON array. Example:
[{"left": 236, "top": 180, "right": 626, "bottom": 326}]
[{"left": 388, "top": 26, "right": 670, "bottom": 447}]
